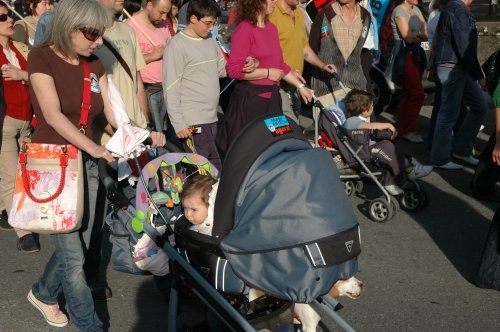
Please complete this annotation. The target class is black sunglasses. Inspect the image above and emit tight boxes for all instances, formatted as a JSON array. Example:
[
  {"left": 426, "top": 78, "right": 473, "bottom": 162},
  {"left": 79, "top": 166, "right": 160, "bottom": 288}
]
[
  {"left": 79, "top": 27, "right": 103, "bottom": 42},
  {"left": 0, "top": 13, "right": 9, "bottom": 22}
]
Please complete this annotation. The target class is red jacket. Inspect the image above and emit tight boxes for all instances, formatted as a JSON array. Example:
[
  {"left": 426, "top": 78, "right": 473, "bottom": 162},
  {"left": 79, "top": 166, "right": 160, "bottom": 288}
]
[{"left": 0, "top": 40, "right": 32, "bottom": 121}]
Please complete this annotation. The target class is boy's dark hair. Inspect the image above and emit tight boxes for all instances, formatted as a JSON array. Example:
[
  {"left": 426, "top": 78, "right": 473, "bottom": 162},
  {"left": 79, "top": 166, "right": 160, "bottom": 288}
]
[
  {"left": 181, "top": 174, "right": 217, "bottom": 206},
  {"left": 124, "top": 0, "right": 143, "bottom": 16},
  {"left": 344, "top": 89, "right": 375, "bottom": 117},
  {"left": 187, "top": 0, "right": 220, "bottom": 21}
]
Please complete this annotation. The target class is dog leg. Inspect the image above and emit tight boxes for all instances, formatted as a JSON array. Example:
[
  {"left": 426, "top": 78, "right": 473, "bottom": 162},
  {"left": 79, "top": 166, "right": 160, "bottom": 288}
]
[{"left": 293, "top": 303, "right": 321, "bottom": 332}]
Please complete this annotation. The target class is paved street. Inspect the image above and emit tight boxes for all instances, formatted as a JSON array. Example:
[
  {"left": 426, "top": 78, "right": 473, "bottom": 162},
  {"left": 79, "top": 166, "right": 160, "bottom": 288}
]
[{"left": 1, "top": 104, "right": 500, "bottom": 332}]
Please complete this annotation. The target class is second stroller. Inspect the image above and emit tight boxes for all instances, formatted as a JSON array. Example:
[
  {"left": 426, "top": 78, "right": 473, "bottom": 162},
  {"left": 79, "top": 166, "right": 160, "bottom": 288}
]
[{"left": 317, "top": 89, "right": 432, "bottom": 222}]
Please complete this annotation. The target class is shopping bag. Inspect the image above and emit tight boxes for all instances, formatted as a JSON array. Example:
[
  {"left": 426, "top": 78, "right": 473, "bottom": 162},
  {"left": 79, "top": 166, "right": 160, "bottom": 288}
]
[{"left": 9, "top": 143, "right": 84, "bottom": 233}]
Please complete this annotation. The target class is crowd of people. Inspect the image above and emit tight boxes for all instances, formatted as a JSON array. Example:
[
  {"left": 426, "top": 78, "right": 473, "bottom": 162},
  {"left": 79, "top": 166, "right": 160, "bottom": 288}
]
[{"left": 0, "top": 0, "right": 497, "bottom": 330}]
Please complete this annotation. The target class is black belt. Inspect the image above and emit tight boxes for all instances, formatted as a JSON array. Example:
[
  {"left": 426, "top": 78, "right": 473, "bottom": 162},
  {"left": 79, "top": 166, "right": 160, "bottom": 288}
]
[{"left": 143, "top": 82, "right": 162, "bottom": 88}]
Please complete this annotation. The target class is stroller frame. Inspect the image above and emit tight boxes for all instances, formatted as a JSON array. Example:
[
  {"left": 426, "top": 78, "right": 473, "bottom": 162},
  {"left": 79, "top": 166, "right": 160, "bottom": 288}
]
[{"left": 99, "top": 144, "right": 359, "bottom": 332}]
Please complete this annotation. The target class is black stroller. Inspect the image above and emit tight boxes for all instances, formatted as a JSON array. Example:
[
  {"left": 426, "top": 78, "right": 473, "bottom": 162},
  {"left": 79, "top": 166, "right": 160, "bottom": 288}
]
[
  {"left": 100, "top": 114, "right": 362, "bottom": 331},
  {"left": 312, "top": 97, "right": 429, "bottom": 222}
]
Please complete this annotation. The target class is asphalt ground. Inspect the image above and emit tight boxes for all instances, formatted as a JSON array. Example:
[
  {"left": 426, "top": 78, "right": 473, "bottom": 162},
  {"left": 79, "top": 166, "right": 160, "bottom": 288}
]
[{"left": 1, "top": 100, "right": 500, "bottom": 332}]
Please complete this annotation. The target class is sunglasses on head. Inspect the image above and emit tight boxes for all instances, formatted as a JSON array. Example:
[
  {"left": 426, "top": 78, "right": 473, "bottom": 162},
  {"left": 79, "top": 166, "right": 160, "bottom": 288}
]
[
  {"left": 79, "top": 27, "right": 103, "bottom": 42},
  {"left": 0, "top": 13, "right": 9, "bottom": 22}
]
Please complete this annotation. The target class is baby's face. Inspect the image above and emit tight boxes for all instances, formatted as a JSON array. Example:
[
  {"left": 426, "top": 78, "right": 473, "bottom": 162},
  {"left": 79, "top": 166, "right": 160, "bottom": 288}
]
[{"left": 182, "top": 194, "right": 208, "bottom": 225}]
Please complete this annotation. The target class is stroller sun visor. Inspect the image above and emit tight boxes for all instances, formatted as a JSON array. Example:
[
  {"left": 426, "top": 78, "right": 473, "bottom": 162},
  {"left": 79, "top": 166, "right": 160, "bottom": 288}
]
[{"left": 223, "top": 139, "right": 358, "bottom": 254}]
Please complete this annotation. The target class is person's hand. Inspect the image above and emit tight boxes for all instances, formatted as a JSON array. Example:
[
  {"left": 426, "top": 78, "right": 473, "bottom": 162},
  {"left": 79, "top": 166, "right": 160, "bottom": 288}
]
[
  {"left": 151, "top": 45, "right": 165, "bottom": 61},
  {"left": 478, "top": 78, "right": 487, "bottom": 91},
  {"left": 323, "top": 64, "right": 337, "bottom": 74},
  {"left": 176, "top": 127, "right": 193, "bottom": 139},
  {"left": 492, "top": 142, "right": 500, "bottom": 166},
  {"left": 268, "top": 68, "right": 284, "bottom": 81},
  {"left": 1, "top": 64, "right": 26, "bottom": 81},
  {"left": 298, "top": 85, "right": 313, "bottom": 104},
  {"left": 90, "top": 145, "right": 115, "bottom": 163},
  {"left": 148, "top": 131, "right": 166, "bottom": 148},
  {"left": 242, "top": 56, "right": 258, "bottom": 73},
  {"left": 294, "top": 69, "right": 306, "bottom": 84},
  {"left": 388, "top": 124, "right": 398, "bottom": 140}
]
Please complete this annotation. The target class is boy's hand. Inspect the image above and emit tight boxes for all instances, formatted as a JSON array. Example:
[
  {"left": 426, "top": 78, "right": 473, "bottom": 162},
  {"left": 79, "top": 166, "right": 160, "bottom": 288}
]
[{"left": 177, "top": 127, "right": 193, "bottom": 139}]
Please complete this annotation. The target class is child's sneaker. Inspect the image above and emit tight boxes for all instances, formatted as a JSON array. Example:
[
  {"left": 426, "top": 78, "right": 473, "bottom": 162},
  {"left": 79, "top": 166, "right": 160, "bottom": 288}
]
[
  {"left": 407, "top": 164, "right": 433, "bottom": 180},
  {"left": 27, "top": 290, "right": 68, "bottom": 327}
]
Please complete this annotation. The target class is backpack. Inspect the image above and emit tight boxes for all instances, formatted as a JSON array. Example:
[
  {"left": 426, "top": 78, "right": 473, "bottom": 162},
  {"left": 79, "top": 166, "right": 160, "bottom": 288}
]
[{"left": 482, "top": 48, "right": 500, "bottom": 96}]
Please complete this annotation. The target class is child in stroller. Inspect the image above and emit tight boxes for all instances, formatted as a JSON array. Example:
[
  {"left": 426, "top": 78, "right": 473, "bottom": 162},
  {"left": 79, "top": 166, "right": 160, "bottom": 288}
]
[
  {"left": 178, "top": 161, "right": 363, "bottom": 332},
  {"left": 343, "top": 89, "right": 433, "bottom": 196},
  {"left": 180, "top": 174, "right": 218, "bottom": 235}
]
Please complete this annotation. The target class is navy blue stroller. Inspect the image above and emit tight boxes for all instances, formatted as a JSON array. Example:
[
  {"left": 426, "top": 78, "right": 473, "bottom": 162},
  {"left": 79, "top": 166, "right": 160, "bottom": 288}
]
[{"left": 100, "top": 114, "right": 362, "bottom": 331}]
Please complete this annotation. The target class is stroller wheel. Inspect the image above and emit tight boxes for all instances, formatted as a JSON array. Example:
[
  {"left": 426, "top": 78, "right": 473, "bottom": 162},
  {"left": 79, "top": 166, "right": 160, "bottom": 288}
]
[
  {"left": 343, "top": 180, "right": 356, "bottom": 197},
  {"left": 369, "top": 197, "right": 395, "bottom": 222},
  {"left": 400, "top": 185, "right": 429, "bottom": 212}
]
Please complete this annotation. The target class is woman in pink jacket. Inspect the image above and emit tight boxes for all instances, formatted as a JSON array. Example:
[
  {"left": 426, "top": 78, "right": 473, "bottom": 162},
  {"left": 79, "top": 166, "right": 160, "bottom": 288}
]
[{"left": 216, "top": 0, "right": 312, "bottom": 157}]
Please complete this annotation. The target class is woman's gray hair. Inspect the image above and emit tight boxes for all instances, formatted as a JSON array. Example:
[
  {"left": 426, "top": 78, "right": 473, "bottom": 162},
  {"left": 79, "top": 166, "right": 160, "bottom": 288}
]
[{"left": 42, "top": 0, "right": 113, "bottom": 58}]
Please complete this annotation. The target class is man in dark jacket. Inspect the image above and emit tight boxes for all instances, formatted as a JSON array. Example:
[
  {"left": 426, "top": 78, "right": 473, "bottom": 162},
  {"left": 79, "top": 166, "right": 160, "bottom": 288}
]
[{"left": 429, "top": 0, "right": 487, "bottom": 170}]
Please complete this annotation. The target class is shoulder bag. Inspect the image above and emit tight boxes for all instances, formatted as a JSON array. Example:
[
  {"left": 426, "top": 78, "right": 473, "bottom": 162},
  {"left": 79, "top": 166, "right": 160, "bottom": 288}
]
[{"left": 8, "top": 60, "right": 91, "bottom": 233}]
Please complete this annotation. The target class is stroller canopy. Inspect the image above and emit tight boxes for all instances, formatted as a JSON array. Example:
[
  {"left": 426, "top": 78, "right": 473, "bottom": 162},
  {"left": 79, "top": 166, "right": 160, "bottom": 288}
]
[{"left": 214, "top": 114, "right": 360, "bottom": 302}]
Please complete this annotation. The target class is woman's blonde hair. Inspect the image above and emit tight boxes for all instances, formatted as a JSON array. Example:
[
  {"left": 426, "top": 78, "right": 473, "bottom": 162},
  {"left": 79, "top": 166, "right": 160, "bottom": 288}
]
[{"left": 41, "top": 0, "right": 112, "bottom": 58}]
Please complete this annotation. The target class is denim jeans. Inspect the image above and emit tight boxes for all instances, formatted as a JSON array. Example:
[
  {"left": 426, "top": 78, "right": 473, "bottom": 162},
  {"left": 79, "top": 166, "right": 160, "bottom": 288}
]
[
  {"left": 146, "top": 85, "right": 167, "bottom": 133},
  {"left": 32, "top": 158, "right": 103, "bottom": 332},
  {"left": 430, "top": 65, "right": 487, "bottom": 165}
]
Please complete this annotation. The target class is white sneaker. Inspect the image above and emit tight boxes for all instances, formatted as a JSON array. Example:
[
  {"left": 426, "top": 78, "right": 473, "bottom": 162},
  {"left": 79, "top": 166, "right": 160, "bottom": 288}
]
[
  {"left": 402, "top": 132, "right": 424, "bottom": 144},
  {"left": 434, "top": 161, "right": 464, "bottom": 170},
  {"left": 453, "top": 154, "right": 479, "bottom": 166},
  {"left": 384, "top": 185, "right": 404, "bottom": 195},
  {"left": 27, "top": 290, "right": 68, "bottom": 327},
  {"left": 408, "top": 164, "right": 433, "bottom": 180}
]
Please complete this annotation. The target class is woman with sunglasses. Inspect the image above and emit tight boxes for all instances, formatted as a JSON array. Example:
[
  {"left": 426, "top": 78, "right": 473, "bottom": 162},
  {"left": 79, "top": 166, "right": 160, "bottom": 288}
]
[
  {"left": 215, "top": 0, "right": 313, "bottom": 157},
  {"left": 0, "top": 2, "right": 38, "bottom": 251},
  {"left": 25, "top": 0, "right": 165, "bottom": 329},
  {"left": 13, "top": 0, "right": 51, "bottom": 48}
]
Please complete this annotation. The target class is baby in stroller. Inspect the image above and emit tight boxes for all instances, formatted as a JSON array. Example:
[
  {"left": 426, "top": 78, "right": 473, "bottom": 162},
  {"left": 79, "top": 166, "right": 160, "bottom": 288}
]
[
  {"left": 343, "top": 89, "right": 433, "bottom": 195},
  {"left": 180, "top": 173, "right": 218, "bottom": 235},
  {"left": 179, "top": 171, "right": 363, "bottom": 331}
]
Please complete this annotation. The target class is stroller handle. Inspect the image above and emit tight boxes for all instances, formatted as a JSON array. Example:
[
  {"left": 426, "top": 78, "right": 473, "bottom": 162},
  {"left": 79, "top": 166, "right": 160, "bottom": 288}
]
[{"left": 98, "top": 138, "right": 182, "bottom": 209}]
